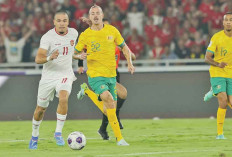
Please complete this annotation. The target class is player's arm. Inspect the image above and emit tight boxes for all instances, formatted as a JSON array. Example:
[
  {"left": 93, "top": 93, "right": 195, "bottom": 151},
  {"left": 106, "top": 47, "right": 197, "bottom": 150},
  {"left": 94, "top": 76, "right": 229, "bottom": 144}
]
[
  {"left": 127, "top": 44, "right": 136, "bottom": 61},
  {"left": 205, "top": 51, "right": 227, "bottom": 68},
  {"left": 23, "top": 25, "right": 36, "bottom": 41},
  {"left": 35, "top": 48, "right": 59, "bottom": 64},
  {"left": 73, "top": 51, "right": 87, "bottom": 60},
  {"left": 118, "top": 45, "right": 136, "bottom": 60},
  {"left": 80, "top": 17, "right": 92, "bottom": 26},
  {"left": 205, "top": 35, "right": 227, "bottom": 68},
  {"left": 121, "top": 43, "right": 135, "bottom": 74},
  {"left": 115, "top": 27, "right": 135, "bottom": 74},
  {"left": 73, "top": 33, "right": 87, "bottom": 60}
]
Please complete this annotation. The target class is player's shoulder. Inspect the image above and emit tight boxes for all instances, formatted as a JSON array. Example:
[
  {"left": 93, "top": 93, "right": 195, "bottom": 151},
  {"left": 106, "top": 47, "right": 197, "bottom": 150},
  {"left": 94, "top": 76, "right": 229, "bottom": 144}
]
[
  {"left": 41, "top": 28, "right": 55, "bottom": 40},
  {"left": 212, "top": 30, "right": 224, "bottom": 38},
  {"left": 105, "top": 24, "right": 117, "bottom": 31},
  {"left": 68, "top": 27, "right": 78, "bottom": 37},
  {"left": 80, "top": 27, "right": 91, "bottom": 36}
]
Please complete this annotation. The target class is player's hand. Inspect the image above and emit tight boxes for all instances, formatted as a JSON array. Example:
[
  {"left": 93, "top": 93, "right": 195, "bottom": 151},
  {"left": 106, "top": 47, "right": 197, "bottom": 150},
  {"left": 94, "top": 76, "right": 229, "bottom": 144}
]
[
  {"left": 50, "top": 50, "right": 59, "bottom": 60},
  {"left": 128, "top": 63, "right": 135, "bottom": 74},
  {"left": 80, "top": 17, "right": 92, "bottom": 26},
  {"left": 218, "top": 62, "right": 227, "bottom": 68},
  {"left": 78, "top": 66, "right": 84, "bottom": 74},
  {"left": 79, "top": 52, "right": 87, "bottom": 60}
]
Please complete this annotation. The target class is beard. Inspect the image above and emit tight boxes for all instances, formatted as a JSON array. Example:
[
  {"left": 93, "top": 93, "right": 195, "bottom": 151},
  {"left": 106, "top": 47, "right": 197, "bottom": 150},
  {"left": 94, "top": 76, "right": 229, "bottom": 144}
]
[
  {"left": 226, "top": 29, "right": 232, "bottom": 32},
  {"left": 59, "top": 32, "right": 64, "bottom": 34}
]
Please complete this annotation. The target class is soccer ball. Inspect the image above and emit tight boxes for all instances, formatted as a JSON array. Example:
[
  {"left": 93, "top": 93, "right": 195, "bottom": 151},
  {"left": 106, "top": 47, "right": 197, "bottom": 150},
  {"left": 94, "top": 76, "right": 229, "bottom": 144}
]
[{"left": 67, "top": 131, "right": 86, "bottom": 150}]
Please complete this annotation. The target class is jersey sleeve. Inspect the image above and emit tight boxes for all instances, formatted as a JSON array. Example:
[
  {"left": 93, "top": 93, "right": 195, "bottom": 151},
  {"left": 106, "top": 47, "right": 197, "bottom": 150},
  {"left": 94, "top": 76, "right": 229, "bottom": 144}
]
[
  {"left": 75, "top": 32, "right": 85, "bottom": 53},
  {"left": 39, "top": 34, "right": 50, "bottom": 50},
  {"left": 113, "top": 27, "right": 125, "bottom": 48},
  {"left": 206, "top": 34, "right": 217, "bottom": 54},
  {"left": 72, "top": 28, "right": 79, "bottom": 39}
]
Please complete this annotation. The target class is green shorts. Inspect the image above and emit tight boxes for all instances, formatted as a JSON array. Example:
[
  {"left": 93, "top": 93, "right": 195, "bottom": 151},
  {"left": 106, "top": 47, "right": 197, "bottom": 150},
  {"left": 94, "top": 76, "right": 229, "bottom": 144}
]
[
  {"left": 88, "top": 76, "right": 117, "bottom": 101},
  {"left": 210, "top": 77, "right": 232, "bottom": 95}
]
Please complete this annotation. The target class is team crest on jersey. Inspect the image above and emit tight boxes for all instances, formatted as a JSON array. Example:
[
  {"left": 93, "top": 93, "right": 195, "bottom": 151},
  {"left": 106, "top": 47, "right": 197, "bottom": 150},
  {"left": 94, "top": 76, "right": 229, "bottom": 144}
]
[
  {"left": 107, "top": 36, "right": 113, "bottom": 41},
  {"left": 217, "top": 85, "right": 221, "bottom": 89},
  {"left": 100, "top": 85, "right": 105, "bottom": 89},
  {"left": 70, "top": 40, "right": 74, "bottom": 46}
]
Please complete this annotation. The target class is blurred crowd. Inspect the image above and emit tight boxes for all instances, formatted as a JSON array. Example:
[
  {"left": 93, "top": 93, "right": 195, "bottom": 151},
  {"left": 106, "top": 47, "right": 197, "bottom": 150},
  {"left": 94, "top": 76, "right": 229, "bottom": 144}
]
[{"left": 0, "top": 0, "right": 230, "bottom": 63}]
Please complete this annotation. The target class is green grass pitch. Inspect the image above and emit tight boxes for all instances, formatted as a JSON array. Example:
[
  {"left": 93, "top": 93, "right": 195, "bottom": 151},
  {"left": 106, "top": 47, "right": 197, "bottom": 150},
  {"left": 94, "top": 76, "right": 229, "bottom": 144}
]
[{"left": 0, "top": 119, "right": 232, "bottom": 157}]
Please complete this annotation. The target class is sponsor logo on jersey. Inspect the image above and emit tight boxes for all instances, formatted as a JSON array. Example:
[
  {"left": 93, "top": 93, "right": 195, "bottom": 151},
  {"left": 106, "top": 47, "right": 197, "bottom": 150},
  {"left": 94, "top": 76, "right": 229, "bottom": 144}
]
[
  {"left": 70, "top": 40, "right": 74, "bottom": 46},
  {"left": 55, "top": 43, "right": 61, "bottom": 45}
]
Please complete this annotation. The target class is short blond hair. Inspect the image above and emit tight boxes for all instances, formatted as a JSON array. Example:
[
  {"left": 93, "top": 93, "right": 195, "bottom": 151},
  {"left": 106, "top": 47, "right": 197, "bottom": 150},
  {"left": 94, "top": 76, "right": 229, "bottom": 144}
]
[{"left": 89, "top": 4, "right": 103, "bottom": 14}]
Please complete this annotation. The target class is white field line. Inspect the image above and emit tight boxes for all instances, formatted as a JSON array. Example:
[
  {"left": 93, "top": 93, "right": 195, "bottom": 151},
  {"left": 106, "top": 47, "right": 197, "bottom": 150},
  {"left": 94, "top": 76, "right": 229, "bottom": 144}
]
[
  {"left": 0, "top": 137, "right": 99, "bottom": 143},
  {"left": 97, "top": 150, "right": 217, "bottom": 157}
]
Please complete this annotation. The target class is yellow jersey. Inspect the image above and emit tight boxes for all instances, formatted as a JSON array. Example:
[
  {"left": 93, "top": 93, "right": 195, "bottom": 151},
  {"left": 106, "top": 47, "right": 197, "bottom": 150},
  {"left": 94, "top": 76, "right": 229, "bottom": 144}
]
[
  {"left": 75, "top": 24, "right": 124, "bottom": 78},
  {"left": 207, "top": 30, "right": 232, "bottom": 78}
]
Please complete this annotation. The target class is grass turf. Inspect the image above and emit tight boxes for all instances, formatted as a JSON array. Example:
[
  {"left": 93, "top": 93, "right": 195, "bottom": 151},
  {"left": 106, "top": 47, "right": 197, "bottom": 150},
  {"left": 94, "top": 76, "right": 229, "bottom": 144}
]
[{"left": 0, "top": 119, "right": 231, "bottom": 157}]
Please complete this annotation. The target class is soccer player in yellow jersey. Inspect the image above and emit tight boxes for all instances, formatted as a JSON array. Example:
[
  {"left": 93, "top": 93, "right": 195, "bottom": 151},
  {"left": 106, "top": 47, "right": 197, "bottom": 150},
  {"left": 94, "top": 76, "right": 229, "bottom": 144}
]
[
  {"left": 74, "top": 5, "right": 135, "bottom": 146},
  {"left": 205, "top": 12, "right": 232, "bottom": 139}
]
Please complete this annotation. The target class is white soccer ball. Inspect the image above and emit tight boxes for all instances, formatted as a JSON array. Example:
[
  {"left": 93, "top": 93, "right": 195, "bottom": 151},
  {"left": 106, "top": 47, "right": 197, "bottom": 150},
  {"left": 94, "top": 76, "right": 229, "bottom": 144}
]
[{"left": 67, "top": 131, "right": 86, "bottom": 150}]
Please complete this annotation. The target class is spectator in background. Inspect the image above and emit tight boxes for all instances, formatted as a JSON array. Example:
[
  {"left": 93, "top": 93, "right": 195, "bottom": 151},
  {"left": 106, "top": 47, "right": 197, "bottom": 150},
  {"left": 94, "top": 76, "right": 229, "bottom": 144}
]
[
  {"left": 127, "top": 6, "right": 144, "bottom": 35},
  {"left": 189, "top": 45, "right": 205, "bottom": 59},
  {"left": 151, "top": 7, "right": 163, "bottom": 26},
  {"left": 0, "top": 0, "right": 11, "bottom": 21},
  {"left": 209, "top": 5, "right": 224, "bottom": 34},
  {"left": 128, "top": 0, "right": 145, "bottom": 12},
  {"left": 0, "top": 21, "right": 36, "bottom": 63},
  {"left": 60, "top": 0, "right": 76, "bottom": 20},
  {"left": 161, "top": 44, "right": 177, "bottom": 60},
  {"left": 163, "top": 7, "right": 179, "bottom": 35},
  {"left": 110, "top": 13, "right": 124, "bottom": 33},
  {"left": 126, "top": 29, "right": 144, "bottom": 59},
  {"left": 174, "top": 38, "right": 190, "bottom": 59},
  {"left": 148, "top": 37, "right": 164, "bottom": 59},
  {"left": 156, "top": 22, "right": 174, "bottom": 46},
  {"left": 144, "top": 17, "right": 159, "bottom": 47}
]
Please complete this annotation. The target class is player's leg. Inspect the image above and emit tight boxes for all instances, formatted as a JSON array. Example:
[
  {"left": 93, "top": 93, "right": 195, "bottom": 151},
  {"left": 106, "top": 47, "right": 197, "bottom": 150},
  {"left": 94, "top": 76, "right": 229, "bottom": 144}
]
[
  {"left": 116, "top": 82, "right": 127, "bottom": 129},
  {"left": 98, "top": 83, "right": 127, "bottom": 139},
  {"left": 211, "top": 77, "right": 227, "bottom": 139},
  {"left": 77, "top": 83, "right": 105, "bottom": 113},
  {"left": 100, "top": 91, "right": 127, "bottom": 144},
  {"left": 203, "top": 87, "right": 232, "bottom": 109},
  {"left": 54, "top": 90, "right": 69, "bottom": 146},
  {"left": 29, "top": 79, "right": 55, "bottom": 149},
  {"left": 77, "top": 82, "right": 109, "bottom": 140},
  {"left": 54, "top": 78, "right": 73, "bottom": 146},
  {"left": 216, "top": 92, "right": 227, "bottom": 139},
  {"left": 29, "top": 105, "right": 47, "bottom": 149},
  {"left": 106, "top": 78, "right": 129, "bottom": 145}
]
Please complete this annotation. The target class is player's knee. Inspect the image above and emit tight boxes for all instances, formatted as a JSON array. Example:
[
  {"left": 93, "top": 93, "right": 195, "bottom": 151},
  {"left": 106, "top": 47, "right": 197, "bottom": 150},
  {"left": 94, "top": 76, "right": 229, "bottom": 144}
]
[
  {"left": 59, "top": 96, "right": 68, "bottom": 105},
  {"left": 101, "top": 92, "right": 114, "bottom": 104},
  {"left": 59, "top": 91, "right": 69, "bottom": 105},
  {"left": 118, "top": 87, "right": 127, "bottom": 99},
  {"left": 121, "top": 88, "right": 127, "bottom": 99},
  {"left": 218, "top": 94, "right": 228, "bottom": 108},
  {"left": 35, "top": 106, "right": 46, "bottom": 117}
]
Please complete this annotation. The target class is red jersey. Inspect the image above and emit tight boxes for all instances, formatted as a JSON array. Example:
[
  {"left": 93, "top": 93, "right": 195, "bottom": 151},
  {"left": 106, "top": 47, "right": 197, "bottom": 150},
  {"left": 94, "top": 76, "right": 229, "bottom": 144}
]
[{"left": 115, "top": 47, "right": 120, "bottom": 69}]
